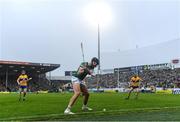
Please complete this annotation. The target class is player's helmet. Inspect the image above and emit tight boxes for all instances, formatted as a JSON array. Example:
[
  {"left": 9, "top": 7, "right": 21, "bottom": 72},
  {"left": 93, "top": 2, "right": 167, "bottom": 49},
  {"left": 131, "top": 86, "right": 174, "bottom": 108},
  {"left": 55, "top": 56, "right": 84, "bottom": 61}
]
[
  {"left": 134, "top": 74, "right": 138, "bottom": 78},
  {"left": 91, "top": 57, "right": 99, "bottom": 65},
  {"left": 21, "top": 70, "right": 26, "bottom": 74}
]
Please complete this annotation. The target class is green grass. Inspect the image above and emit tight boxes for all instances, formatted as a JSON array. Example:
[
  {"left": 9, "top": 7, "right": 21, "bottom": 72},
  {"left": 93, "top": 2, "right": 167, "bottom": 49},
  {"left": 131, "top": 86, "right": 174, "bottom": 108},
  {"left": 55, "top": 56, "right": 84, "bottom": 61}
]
[{"left": 0, "top": 92, "right": 180, "bottom": 121}]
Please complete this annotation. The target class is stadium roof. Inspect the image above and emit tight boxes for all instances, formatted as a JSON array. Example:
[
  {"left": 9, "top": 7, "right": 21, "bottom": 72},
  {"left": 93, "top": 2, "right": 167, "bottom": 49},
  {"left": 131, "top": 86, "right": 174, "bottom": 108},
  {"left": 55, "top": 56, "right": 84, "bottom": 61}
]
[{"left": 0, "top": 60, "right": 60, "bottom": 76}]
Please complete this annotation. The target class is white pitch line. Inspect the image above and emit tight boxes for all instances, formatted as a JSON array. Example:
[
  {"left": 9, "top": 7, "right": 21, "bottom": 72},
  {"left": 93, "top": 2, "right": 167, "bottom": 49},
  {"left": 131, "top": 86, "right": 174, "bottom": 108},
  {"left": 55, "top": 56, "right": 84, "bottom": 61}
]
[{"left": 1, "top": 106, "right": 180, "bottom": 121}]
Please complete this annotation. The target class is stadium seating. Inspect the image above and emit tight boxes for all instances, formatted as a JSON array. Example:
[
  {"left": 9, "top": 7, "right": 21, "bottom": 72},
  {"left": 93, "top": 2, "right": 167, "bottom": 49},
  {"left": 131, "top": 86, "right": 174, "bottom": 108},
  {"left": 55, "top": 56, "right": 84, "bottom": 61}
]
[{"left": 1, "top": 68, "right": 180, "bottom": 92}]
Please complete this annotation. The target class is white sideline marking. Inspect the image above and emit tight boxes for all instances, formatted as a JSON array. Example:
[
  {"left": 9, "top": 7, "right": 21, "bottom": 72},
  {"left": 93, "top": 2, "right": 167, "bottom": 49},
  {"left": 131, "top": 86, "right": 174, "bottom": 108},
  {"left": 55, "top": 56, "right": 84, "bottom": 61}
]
[{"left": 1, "top": 106, "right": 180, "bottom": 120}]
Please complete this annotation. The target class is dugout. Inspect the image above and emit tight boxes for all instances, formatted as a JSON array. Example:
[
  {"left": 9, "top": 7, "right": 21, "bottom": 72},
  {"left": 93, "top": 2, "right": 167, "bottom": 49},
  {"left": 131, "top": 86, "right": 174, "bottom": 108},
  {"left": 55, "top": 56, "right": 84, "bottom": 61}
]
[{"left": 0, "top": 60, "right": 60, "bottom": 91}]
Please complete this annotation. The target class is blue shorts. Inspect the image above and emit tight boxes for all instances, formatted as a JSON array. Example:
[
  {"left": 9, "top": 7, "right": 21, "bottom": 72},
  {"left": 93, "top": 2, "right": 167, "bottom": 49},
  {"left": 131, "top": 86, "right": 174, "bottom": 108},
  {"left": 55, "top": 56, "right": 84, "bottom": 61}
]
[
  {"left": 20, "top": 86, "right": 27, "bottom": 89},
  {"left": 131, "top": 86, "right": 139, "bottom": 89}
]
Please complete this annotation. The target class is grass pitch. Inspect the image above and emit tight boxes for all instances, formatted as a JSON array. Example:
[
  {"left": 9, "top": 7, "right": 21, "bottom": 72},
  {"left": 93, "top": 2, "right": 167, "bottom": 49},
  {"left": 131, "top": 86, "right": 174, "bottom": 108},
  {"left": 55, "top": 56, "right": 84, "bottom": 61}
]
[{"left": 0, "top": 92, "right": 180, "bottom": 121}]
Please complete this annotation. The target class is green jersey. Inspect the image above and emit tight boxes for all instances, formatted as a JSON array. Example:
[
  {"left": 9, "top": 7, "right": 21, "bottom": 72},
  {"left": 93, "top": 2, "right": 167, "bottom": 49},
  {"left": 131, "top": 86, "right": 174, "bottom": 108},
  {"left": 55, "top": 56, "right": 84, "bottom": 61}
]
[{"left": 73, "top": 62, "right": 94, "bottom": 80}]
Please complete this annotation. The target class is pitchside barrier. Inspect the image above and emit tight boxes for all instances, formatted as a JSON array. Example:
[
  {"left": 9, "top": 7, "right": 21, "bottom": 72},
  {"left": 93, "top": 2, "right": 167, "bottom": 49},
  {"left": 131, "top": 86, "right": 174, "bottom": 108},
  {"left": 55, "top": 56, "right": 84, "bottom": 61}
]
[
  {"left": 155, "top": 88, "right": 180, "bottom": 94},
  {"left": 88, "top": 87, "right": 180, "bottom": 94},
  {"left": 172, "top": 88, "right": 180, "bottom": 94},
  {"left": 1, "top": 88, "right": 179, "bottom": 94},
  {"left": 0, "top": 91, "right": 11, "bottom": 94},
  {"left": 155, "top": 87, "right": 172, "bottom": 94},
  {"left": 0, "top": 91, "right": 49, "bottom": 94},
  {"left": 156, "top": 89, "right": 172, "bottom": 94},
  {"left": 88, "top": 88, "right": 122, "bottom": 93}
]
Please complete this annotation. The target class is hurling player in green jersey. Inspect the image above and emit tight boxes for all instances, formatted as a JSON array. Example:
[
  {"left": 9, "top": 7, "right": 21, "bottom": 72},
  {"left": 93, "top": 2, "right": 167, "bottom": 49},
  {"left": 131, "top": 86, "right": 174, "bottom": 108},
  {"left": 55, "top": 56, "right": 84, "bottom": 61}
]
[{"left": 64, "top": 57, "right": 99, "bottom": 114}]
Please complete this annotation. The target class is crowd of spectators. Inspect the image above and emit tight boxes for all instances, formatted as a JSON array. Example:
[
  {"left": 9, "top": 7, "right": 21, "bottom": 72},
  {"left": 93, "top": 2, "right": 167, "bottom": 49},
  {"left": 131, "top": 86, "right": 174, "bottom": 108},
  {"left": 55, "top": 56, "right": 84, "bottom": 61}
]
[
  {"left": 87, "top": 68, "right": 180, "bottom": 89},
  {"left": 0, "top": 75, "right": 55, "bottom": 92},
  {"left": 1, "top": 68, "right": 180, "bottom": 92}
]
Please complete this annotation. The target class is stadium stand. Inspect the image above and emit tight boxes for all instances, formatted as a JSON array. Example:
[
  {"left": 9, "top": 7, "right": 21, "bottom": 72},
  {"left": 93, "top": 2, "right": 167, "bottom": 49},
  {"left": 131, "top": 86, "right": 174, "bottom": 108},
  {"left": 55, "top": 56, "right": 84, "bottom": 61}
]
[
  {"left": 87, "top": 67, "right": 180, "bottom": 89},
  {"left": 2, "top": 60, "right": 180, "bottom": 93},
  {"left": 47, "top": 76, "right": 71, "bottom": 92},
  {"left": 0, "top": 60, "right": 60, "bottom": 92}
]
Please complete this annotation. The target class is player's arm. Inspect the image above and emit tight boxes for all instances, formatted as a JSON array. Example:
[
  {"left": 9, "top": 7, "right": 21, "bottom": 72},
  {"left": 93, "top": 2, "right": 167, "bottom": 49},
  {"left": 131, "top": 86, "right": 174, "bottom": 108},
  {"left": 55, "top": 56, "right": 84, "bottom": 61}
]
[
  {"left": 78, "top": 66, "right": 94, "bottom": 78},
  {"left": 128, "top": 82, "right": 132, "bottom": 88},
  {"left": 129, "top": 78, "right": 133, "bottom": 87},
  {"left": 17, "top": 77, "right": 20, "bottom": 85},
  {"left": 77, "top": 67, "right": 85, "bottom": 74},
  {"left": 24, "top": 75, "right": 32, "bottom": 82},
  {"left": 138, "top": 77, "right": 144, "bottom": 87},
  {"left": 89, "top": 69, "right": 95, "bottom": 77},
  {"left": 139, "top": 77, "right": 143, "bottom": 82},
  {"left": 77, "top": 62, "right": 86, "bottom": 74},
  {"left": 129, "top": 81, "right": 133, "bottom": 87},
  {"left": 27, "top": 77, "right": 32, "bottom": 82},
  {"left": 77, "top": 62, "right": 89, "bottom": 74},
  {"left": 79, "top": 66, "right": 93, "bottom": 76},
  {"left": 130, "top": 77, "right": 133, "bottom": 82}
]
